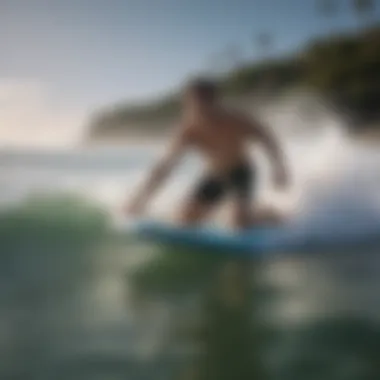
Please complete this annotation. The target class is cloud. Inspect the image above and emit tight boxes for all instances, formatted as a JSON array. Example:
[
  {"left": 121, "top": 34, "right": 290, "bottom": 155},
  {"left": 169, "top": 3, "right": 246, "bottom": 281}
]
[{"left": 0, "top": 79, "right": 86, "bottom": 148}]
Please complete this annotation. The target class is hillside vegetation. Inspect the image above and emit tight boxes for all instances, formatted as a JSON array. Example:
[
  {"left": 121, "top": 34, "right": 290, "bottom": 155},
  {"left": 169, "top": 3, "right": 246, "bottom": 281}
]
[{"left": 87, "top": 26, "right": 380, "bottom": 141}]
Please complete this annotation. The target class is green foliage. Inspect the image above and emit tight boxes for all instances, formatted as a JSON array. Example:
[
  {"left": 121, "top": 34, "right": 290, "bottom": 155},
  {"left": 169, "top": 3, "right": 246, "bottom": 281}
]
[
  {"left": 223, "top": 59, "right": 303, "bottom": 95},
  {"left": 302, "top": 27, "right": 380, "bottom": 121},
  {"left": 89, "top": 95, "right": 180, "bottom": 138},
  {"left": 352, "top": 0, "right": 374, "bottom": 15},
  {"left": 87, "top": 26, "right": 380, "bottom": 139}
]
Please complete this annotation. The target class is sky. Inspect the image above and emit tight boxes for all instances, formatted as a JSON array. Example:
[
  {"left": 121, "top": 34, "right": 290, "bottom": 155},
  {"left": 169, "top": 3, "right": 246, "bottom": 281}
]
[{"left": 0, "top": 0, "right": 379, "bottom": 146}]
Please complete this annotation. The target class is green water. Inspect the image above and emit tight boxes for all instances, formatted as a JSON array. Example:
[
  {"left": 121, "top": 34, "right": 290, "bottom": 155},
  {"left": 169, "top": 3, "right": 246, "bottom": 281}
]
[{"left": 1, "top": 193, "right": 379, "bottom": 380}]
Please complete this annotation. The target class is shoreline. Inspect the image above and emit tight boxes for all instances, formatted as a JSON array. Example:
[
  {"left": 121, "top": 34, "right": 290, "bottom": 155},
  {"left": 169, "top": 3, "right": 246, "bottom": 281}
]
[{"left": 1, "top": 124, "right": 380, "bottom": 153}]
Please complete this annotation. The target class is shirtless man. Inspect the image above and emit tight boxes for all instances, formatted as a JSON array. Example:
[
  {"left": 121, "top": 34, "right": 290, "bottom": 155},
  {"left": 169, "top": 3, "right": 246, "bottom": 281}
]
[{"left": 125, "top": 78, "right": 290, "bottom": 228}]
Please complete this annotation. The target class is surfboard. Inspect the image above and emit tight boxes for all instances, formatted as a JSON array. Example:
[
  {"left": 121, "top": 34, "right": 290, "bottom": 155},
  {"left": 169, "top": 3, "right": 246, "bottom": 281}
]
[
  {"left": 128, "top": 219, "right": 287, "bottom": 255},
  {"left": 124, "top": 218, "right": 380, "bottom": 256}
]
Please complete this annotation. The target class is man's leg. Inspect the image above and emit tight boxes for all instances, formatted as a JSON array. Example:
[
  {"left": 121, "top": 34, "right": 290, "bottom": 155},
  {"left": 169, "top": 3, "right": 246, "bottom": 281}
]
[
  {"left": 249, "top": 205, "right": 286, "bottom": 226},
  {"left": 231, "top": 200, "right": 286, "bottom": 229},
  {"left": 229, "top": 162, "right": 285, "bottom": 229},
  {"left": 177, "top": 198, "right": 215, "bottom": 226},
  {"left": 229, "top": 162, "right": 255, "bottom": 229},
  {"left": 177, "top": 175, "right": 225, "bottom": 226},
  {"left": 231, "top": 198, "right": 253, "bottom": 229}
]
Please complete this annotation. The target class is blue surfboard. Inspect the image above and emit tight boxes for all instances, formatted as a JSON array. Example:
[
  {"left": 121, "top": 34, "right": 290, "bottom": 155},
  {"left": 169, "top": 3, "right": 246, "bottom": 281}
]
[
  {"left": 129, "top": 219, "right": 287, "bottom": 255},
  {"left": 126, "top": 218, "right": 380, "bottom": 256}
]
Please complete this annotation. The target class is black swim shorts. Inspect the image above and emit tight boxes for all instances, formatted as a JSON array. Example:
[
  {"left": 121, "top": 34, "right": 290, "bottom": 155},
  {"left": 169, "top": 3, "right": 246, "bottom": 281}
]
[{"left": 192, "top": 161, "right": 255, "bottom": 205}]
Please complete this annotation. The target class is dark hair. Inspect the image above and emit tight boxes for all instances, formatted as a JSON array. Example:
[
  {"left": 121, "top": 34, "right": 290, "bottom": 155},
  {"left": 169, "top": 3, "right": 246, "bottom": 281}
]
[{"left": 186, "top": 78, "right": 218, "bottom": 102}]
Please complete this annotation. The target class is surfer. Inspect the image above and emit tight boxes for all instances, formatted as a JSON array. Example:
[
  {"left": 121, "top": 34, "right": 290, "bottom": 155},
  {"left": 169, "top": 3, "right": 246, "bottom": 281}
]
[{"left": 125, "top": 78, "right": 290, "bottom": 228}]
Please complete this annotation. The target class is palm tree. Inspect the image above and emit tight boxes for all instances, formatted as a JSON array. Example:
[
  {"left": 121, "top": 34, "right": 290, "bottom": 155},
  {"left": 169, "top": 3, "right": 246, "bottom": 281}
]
[
  {"left": 205, "top": 44, "right": 243, "bottom": 78},
  {"left": 317, "top": 0, "right": 338, "bottom": 17},
  {"left": 352, "top": 0, "right": 375, "bottom": 29},
  {"left": 316, "top": 0, "right": 338, "bottom": 34}
]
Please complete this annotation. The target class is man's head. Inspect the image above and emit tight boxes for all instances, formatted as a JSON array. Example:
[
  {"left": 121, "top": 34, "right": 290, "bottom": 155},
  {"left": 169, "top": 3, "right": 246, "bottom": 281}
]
[{"left": 183, "top": 78, "right": 219, "bottom": 112}]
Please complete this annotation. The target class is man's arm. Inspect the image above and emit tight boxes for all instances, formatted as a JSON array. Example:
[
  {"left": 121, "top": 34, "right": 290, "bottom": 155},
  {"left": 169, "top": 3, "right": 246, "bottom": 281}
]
[
  {"left": 246, "top": 116, "right": 289, "bottom": 188},
  {"left": 126, "top": 127, "right": 192, "bottom": 215}
]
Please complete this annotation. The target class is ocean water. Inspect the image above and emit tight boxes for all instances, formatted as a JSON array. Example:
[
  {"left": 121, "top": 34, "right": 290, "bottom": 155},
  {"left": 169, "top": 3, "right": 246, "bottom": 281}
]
[{"left": 1, "top": 103, "right": 380, "bottom": 379}]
